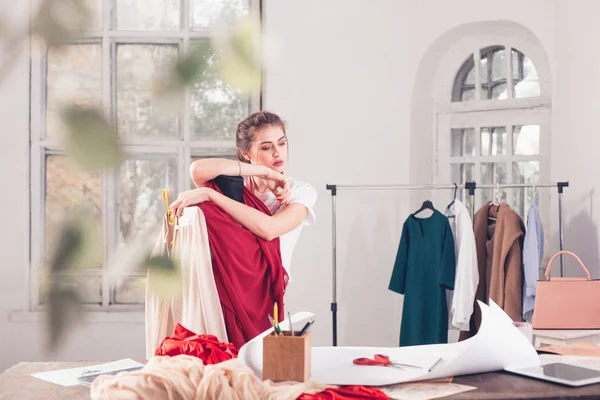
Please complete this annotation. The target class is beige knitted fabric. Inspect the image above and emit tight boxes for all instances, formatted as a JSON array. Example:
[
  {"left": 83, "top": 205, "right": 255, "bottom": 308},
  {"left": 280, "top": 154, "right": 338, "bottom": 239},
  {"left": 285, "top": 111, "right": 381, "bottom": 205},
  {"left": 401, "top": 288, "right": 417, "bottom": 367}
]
[
  {"left": 145, "top": 208, "right": 228, "bottom": 359},
  {"left": 90, "top": 355, "right": 329, "bottom": 400}
]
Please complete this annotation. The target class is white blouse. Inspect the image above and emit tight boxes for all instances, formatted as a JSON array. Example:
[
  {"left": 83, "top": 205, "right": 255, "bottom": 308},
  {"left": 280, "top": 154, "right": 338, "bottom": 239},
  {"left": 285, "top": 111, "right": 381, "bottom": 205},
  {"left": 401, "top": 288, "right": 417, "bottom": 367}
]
[{"left": 244, "top": 176, "right": 317, "bottom": 280}]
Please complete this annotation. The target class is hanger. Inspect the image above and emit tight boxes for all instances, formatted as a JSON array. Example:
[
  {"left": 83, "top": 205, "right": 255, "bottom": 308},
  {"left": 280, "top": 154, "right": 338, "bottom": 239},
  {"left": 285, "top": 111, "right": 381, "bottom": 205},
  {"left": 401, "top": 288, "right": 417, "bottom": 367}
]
[
  {"left": 491, "top": 182, "right": 501, "bottom": 205},
  {"left": 488, "top": 182, "right": 501, "bottom": 222},
  {"left": 412, "top": 187, "right": 435, "bottom": 216},
  {"left": 446, "top": 183, "right": 458, "bottom": 219},
  {"left": 162, "top": 188, "right": 176, "bottom": 226}
]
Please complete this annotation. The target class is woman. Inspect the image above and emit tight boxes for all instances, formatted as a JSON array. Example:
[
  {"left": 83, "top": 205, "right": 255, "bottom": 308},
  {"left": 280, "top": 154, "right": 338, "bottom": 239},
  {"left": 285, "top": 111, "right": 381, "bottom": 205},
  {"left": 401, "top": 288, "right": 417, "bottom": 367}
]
[
  {"left": 168, "top": 111, "right": 316, "bottom": 347},
  {"left": 169, "top": 110, "right": 317, "bottom": 280}
]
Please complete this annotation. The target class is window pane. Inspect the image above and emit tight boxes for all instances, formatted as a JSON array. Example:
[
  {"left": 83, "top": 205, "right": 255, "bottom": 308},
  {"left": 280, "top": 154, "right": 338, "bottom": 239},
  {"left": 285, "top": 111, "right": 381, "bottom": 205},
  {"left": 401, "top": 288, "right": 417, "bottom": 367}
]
[
  {"left": 479, "top": 56, "right": 488, "bottom": 84},
  {"left": 480, "top": 126, "right": 507, "bottom": 156},
  {"left": 45, "top": 155, "right": 103, "bottom": 268},
  {"left": 461, "top": 88, "right": 475, "bottom": 101},
  {"left": 191, "top": 148, "right": 237, "bottom": 187},
  {"left": 481, "top": 162, "right": 507, "bottom": 202},
  {"left": 451, "top": 163, "right": 474, "bottom": 212},
  {"left": 513, "top": 50, "right": 540, "bottom": 98},
  {"left": 512, "top": 161, "right": 540, "bottom": 217},
  {"left": 512, "top": 49, "right": 520, "bottom": 80},
  {"left": 113, "top": 276, "right": 145, "bottom": 304},
  {"left": 464, "top": 68, "right": 474, "bottom": 85},
  {"left": 119, "top": 157, "right": 177, "bottom": 246},
  {"left": 191, "top": 0, "right": 249, "bottom": 30},
  {"left": 451, "top": 163, "right": 474, "bottom": 183},
  {"left": 481, "top": 86, "right": 489, "bottom": 100},
  {"left": 46, "top": 44, "right": 102, "bottom": 140},
  {"left": 65, "top": 0, "right": 102, "bottom": 30},
  {"left": 40, "top": 274, "right": 102, "bottom": 305},
  {"left": 116, "top": 0, "right": 181, "bottom": 30},
  {"left": 451, "top": 128, "right": 475, "bottom": 157},
  {"left": 491, "top": 82, "right": 507, "bottom": 100},
  {"left": 192, "top": 147, "right": 237, "bottom": 159},
  {"left": 190, "top": 41, "right": 250, "bottom": 140},
  {"left": 491, "top": 48, "right": 507, "bottom": 82},
  {"left": 117, "top": 44, "right": 179, "bottom": 140},
  {"left": 513, "top": 125, "right": 540, "bottom": 155}
]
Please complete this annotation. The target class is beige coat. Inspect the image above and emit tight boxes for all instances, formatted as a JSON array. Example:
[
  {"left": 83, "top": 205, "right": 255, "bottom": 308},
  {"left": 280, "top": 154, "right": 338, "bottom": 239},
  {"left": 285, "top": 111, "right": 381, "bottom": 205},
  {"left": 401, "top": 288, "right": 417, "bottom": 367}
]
[{"left": 460, "top": 202, "right": 525, "bottom": 340}]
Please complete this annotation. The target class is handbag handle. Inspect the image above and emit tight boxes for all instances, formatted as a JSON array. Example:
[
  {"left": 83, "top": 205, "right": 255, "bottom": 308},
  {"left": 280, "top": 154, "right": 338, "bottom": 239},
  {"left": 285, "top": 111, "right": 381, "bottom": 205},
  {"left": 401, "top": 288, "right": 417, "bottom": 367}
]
[{"left": 544, "top": 250, "right": 591, "bottom": 281}]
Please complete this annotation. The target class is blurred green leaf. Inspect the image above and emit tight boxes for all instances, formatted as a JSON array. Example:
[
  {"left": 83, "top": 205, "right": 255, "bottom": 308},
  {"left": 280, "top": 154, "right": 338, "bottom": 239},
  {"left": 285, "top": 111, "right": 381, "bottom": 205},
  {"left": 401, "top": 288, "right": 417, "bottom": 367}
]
[
  {"left": 47, "top": 209, "right": 103, "bottom": 274},
  {"left": 48, "top": 218, "right": 82, "bottom": 273},
  {"left": 32, "top": 0, "right": 90, "bottom": 47},
  {"left": 46, "top": 283, "right": 82, "bottom": 351},
  {"left": 155, "top": 44, "right": 210, "bottom": 97},
  {"left": 0, "top": 17, "right": 8, "bottom": 38},
  {"left": 212, "top": 14, "right": 263, "bottom": 94},
  {"left": 62, "top": 106, "right": 123, "bottom": 171},
  {"left": 146, "top": 255, "right": 182, "bottom": 299}
]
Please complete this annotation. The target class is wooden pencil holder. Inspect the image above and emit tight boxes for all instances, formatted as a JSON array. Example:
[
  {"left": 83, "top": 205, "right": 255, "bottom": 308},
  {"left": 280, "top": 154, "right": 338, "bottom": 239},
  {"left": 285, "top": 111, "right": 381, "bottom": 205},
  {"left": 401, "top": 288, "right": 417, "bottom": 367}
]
[{"left": 262, "top": 330, "right": 312, "bottom": 382}]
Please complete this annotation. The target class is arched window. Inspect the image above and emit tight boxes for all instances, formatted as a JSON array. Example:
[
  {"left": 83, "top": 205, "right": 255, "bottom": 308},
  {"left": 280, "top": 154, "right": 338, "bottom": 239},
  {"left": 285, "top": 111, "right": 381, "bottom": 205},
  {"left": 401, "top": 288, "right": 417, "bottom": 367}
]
[
  {"left": 452, "top": 46, "right": 540, "bottom": 102},
  {"left": 436, "top": 44, "right": 550, "bottom": 217}
]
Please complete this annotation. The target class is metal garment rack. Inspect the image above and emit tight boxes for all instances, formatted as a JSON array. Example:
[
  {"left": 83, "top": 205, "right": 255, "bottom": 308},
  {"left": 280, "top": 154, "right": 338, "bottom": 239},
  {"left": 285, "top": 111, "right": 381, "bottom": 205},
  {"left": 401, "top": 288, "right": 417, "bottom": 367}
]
[{"left": 325, "top": 181, "right": 569, "bottom": 347}]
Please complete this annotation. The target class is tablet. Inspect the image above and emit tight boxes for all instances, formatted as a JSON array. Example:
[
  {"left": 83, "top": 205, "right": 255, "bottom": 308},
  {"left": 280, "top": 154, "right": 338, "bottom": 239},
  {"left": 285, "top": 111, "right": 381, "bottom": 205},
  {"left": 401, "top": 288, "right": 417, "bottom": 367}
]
[{"left": 505, "top": 362, "right": 600, "bottom": 387}]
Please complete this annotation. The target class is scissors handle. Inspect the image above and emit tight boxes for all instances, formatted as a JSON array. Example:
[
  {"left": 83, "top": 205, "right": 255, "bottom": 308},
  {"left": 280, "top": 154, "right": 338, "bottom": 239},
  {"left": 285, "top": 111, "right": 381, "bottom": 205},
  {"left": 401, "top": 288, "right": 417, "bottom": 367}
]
[{"left": 352, "top": 357, "right": 389, "bottom": 366}]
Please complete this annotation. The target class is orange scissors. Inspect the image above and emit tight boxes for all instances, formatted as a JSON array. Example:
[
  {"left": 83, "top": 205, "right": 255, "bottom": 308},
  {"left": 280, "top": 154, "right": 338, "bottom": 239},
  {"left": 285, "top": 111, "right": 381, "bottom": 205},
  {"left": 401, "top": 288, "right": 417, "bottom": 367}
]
[{"left": 352, "top": 354, "right": 421, "bottom": 369}]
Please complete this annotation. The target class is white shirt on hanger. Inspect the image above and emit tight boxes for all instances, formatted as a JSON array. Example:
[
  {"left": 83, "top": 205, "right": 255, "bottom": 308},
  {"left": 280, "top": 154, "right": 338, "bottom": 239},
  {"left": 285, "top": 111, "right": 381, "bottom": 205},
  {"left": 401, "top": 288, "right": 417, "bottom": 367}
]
[{"left": 446, "top": 199, "right": 479, "bottom": 331}]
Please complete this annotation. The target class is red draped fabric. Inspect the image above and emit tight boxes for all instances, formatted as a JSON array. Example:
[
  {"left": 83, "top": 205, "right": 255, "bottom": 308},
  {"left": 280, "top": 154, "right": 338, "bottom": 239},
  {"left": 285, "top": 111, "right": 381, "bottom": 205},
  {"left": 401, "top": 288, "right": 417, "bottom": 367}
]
[
  {"left": 155, "top": 323, "right": 238, "bottom": 363},
  {"left": 195, "top": 181, "right": 288, "bottom": 349}
]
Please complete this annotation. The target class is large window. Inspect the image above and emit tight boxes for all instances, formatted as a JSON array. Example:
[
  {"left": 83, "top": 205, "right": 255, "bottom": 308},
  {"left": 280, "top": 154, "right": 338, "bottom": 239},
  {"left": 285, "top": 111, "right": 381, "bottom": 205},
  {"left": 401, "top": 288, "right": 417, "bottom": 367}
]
[
  {"left": 437, "top": 44, "right": 549, "bottom": 217},
  {"left": 30, "top": 0, "right": 259, "bottom": 310}
]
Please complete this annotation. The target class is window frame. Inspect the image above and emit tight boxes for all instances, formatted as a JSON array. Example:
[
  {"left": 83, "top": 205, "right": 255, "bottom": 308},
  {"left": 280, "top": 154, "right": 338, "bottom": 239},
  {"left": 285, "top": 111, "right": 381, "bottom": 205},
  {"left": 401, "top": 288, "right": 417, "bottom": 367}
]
[
  {"left": 451, "top": 45, "right": 527, "bottom": 102},
  {"left": 433, "top": 39, "right": 552, "bottom": 224},
  {"left": 29, "top": 0, "right": 261, "bottom": 311},
  {"left": 437, "top": 108, "right": 551, "bottom": 211}
]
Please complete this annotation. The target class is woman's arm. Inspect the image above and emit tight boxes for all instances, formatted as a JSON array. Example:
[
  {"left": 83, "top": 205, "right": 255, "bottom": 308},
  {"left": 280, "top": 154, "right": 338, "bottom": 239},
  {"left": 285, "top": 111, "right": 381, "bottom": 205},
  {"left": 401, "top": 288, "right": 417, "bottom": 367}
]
[
  {"left": 208, "top": 189, "right": 308, "bottom": 241},
  {"left": 190, "top": 158, "right": 271, "bottom": 187},
  {"left": 169, "top": 187, "right": 307, "bottom": 241}
]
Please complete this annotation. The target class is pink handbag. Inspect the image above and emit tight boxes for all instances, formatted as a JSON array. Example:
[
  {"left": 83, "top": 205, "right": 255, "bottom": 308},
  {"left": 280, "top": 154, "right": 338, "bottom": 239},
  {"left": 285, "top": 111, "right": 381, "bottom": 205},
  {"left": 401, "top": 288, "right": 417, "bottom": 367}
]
[{"left": 532, "top": 250, "right": 600, "bottom": 329}]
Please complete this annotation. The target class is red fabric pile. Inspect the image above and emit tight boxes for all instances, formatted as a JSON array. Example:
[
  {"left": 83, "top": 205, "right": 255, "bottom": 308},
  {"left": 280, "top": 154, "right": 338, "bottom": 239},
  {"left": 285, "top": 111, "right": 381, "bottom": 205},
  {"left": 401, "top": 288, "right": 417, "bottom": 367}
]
[
  {"left": 195, "top": 181, "right": 289, "bottom": 349},
  {"left": 155, "top": 323, "right": 238, "bottom": 364},
  {"left": 298, "top": 386, "right": 389, "bottom": 400},
  {"left": 156, "top": 325, "right": 389, "bottom": 400}
]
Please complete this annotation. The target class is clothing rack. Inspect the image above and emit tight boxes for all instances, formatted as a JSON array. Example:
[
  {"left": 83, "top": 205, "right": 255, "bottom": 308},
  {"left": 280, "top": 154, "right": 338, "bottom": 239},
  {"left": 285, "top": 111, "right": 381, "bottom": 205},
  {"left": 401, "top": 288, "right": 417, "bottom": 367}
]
[{"left": 325, "top": 181, "right": 569, "bottom": 347}]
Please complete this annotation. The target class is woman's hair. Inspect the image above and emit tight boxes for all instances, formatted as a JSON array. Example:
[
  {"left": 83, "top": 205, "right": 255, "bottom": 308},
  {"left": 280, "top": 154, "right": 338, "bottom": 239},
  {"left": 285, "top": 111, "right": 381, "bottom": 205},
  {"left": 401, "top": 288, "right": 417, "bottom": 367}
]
[{"left": 236, "top": 111, "right": 287, "bottom": 163}]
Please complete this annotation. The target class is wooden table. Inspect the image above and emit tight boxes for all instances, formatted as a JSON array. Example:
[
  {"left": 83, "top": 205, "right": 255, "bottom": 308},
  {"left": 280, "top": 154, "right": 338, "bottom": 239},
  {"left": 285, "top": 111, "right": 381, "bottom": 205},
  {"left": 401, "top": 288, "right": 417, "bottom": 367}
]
[{"left": 2, "top": 359, "right": 600, "bottom": 399}]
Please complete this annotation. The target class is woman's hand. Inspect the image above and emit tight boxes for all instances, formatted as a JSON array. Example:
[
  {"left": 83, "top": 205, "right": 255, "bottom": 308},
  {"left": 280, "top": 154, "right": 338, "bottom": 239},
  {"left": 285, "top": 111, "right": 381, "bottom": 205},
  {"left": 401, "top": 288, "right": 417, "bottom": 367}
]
[
  {"left": 169, "top": 187, "right": 213, "bottom": 217},
  {"left": 273, "top": 179, "right": 290, "bottom": 206},
  {"left": 263, "top": 168, "right": 290, "bottom": 206}
]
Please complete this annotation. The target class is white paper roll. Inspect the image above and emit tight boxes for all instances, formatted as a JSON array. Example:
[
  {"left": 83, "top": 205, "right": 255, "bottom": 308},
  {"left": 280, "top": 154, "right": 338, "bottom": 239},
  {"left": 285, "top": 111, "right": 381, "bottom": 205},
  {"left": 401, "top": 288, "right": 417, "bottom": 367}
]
[{"left": 513, "top": 321, "right": 533, "bottom": 344}]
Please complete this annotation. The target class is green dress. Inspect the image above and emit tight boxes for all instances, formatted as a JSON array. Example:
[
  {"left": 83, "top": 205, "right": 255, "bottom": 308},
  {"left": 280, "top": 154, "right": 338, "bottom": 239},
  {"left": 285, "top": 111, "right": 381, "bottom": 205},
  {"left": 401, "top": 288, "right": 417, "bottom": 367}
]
[{"left": 388, "top": 210, "right": 456, "bottom": 346}]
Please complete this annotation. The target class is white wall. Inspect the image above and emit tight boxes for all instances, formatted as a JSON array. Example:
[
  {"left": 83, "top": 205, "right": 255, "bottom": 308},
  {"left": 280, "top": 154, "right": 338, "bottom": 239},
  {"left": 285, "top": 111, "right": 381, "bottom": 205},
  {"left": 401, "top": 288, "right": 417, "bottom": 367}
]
[{"left": 2, "top": 0, "right": 600, "bottom": 370}]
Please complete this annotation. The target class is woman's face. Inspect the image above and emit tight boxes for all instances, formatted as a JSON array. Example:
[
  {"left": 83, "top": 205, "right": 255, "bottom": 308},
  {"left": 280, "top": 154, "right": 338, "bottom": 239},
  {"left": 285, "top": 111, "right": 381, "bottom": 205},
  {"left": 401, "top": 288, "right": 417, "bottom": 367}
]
[{"left": 247, "top": 125, "right": 288, "bottom": 173}]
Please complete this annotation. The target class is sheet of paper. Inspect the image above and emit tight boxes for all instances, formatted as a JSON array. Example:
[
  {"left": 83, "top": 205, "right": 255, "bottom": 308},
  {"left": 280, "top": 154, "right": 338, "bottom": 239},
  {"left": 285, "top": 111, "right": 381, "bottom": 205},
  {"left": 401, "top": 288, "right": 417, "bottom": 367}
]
[
  {"left": 238, "top": 300, "right": 540, "bottom": 386},
  {"left": 31, "top": 358, "right": 145, "bottom": 386}
]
